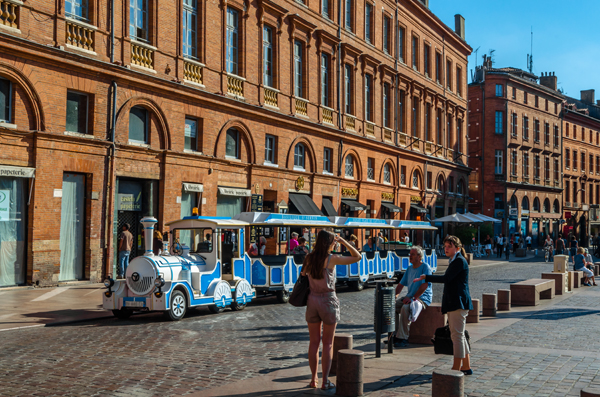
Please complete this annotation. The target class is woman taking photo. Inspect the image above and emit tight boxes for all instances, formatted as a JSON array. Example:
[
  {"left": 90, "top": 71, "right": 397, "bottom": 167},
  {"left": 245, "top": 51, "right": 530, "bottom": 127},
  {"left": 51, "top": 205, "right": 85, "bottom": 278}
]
[
  {"left": 301, "top": 230, "right": 361, "bottom": 390},
  {"left": 415, "top": 235, "right": 473, "bottom": 375}
]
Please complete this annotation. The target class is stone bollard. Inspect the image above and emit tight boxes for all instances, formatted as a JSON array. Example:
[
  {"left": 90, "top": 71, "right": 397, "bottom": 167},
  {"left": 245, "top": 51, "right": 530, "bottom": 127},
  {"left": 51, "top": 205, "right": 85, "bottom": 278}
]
[
  {"left": 571, "top": 271, "right": 584, "bottom": 288},
  {"left": 581, "top": 388, "right": 600, "bottom": 397},
  {"left": 336, "top": 349, "right": 364, "bottom": 397},
  {"left": 594, "top": 264, "right": 600, "bottom": 277},
  {"left": 432, "top": 369, "right": 464, "bottom": 397},
  {"left": 467, "top": 299, "right": 480, "bottom": 323},
  {"left": 482, "top": 293, "right": 497, "bottom": 316},
  {"left": 465, "top": 253, "right": 473, "bottom": 266},
  {"left": 497, "top": 289, "right": 511, "bottom": 311},
  {"left": 330, "top": 334, "right": 353, "bottom": 376}
]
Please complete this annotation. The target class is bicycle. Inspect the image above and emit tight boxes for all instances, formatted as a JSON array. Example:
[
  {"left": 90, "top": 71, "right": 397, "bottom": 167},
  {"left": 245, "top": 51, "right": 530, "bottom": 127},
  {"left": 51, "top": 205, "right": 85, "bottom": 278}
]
[{"left": 544, "top": 246, "right": 553, "bottom": 262}]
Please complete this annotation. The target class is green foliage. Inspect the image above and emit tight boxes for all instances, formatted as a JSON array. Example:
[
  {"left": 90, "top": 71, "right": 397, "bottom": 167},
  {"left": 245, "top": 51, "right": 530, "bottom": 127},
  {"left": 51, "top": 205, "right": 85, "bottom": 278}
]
[{"left": 453, "top": 225, "right": 477, "bottom": 246}]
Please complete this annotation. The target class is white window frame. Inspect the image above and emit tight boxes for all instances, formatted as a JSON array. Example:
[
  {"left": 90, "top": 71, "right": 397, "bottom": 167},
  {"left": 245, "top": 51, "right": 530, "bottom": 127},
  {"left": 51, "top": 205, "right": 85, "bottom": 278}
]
[
  {"left": 344, "top": 64, "right": 352, "bottom": 114},
  {"left": 0, "top": 78, "right": 11, "bottom": 124},
  {"left": 365, "top": 3, "right": 372, "bottom": 44},
  {"left": 321, "top": 53, "right": 329, "bottom": 107},
  {"left": 323, "top": 147, "right": 332, "bottom": 174},
  {"left": 263, "top": 26, "right": 273, "bottom": 87},
  {"left": 294, "top": 40, "right": 303, "bottom": 98},
  {"left": 66, "top": 0, "right": 89, "bottom": 22},
  {"left": 265, "top": 135, "right": 275, "bottom": 164},
  {"left": 345, "top": 155, "right": 354, "bottom": 178},
  {"left": 495, "top": 150, "right": 503, "bottom": 175},
  {"left": 225, "top": 128, "right": 240, "bottom": 159},
  {"left": 226, "top": 8, "right": 239, "bottom": 75},
  {"left": 130, "top": 0, "right": 149, "bottom": 42},
  {"left": 183, "top": 0, "right": 198, "bottom": 59},
  {"left": 294, "top": 143, "right": 305, "bottom": 170}
]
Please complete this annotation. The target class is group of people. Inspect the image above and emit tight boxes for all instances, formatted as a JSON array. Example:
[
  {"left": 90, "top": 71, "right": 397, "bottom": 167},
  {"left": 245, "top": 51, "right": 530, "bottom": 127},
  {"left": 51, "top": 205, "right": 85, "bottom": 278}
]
[{"left": 300, "top": 232, "right": 472, "bottom": 390}]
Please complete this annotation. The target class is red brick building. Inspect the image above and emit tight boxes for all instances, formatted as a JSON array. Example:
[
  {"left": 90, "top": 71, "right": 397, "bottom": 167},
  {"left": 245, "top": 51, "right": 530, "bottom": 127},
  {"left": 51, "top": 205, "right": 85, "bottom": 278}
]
[
  {"left": 0, "top": 0, "right": 470, "bottom": 286},
  {"left": 468, "top": 58, "right": 563, "bottom": 246},
  {"left": 562, "top": 90, "right": 600, "bottom": 244}
]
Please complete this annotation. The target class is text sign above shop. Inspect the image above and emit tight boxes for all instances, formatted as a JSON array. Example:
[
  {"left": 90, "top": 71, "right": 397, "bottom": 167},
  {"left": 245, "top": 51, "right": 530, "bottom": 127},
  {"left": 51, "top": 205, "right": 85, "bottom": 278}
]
[
  {"left": 0, "top": 190, "right": 9, "bottom": 221},
  {"left": 118, "top": 193, "right": 142, "bottom": 211},
  {"left": 0, "top": 165, "right": 36, "bottom": 178},
  {"left": 218, "top": 187, "right": 251, "bottom": 197}
]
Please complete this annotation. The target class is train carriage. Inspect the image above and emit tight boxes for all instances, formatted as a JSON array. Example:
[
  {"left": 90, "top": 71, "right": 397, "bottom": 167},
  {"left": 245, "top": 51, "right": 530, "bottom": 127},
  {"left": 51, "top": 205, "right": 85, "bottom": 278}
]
[{"left": 103, "top": 216, "right": 255, "bottom": 321}]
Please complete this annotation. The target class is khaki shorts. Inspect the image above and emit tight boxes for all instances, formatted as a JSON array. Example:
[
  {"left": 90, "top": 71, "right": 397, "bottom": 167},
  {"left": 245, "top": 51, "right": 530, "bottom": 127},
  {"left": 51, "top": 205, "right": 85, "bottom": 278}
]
[{"left": 305, "top": 292, "right": 340, "bottom": 325}]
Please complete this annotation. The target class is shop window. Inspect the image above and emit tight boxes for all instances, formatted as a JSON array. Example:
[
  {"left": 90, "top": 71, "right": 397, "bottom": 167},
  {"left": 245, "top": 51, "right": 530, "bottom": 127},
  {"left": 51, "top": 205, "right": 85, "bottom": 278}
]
[
  {"left": 129, "top": 106, "right": 148, "bottom": 143},
  {"left": 0, "top": 175, "right": 28, "bottom": 286}
]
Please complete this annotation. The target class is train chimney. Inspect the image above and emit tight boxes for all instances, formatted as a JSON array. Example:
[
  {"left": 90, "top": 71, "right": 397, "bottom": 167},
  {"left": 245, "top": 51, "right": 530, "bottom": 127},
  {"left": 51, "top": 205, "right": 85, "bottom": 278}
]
[{"left": 140, "top": 216, "right": 158, "bottom": 256}]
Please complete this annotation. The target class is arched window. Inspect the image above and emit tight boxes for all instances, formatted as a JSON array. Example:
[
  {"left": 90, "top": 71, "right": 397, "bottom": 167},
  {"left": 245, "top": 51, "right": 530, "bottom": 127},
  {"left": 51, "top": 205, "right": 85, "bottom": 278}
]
[
  {"left": 345, "top": 155, "right": 354, "bottom": 177},
  {"left": 533, "top": 197, "right": 540, "bottom": 212},
  {"left": 129, "top": 106, "right": 148, "bottom": 143},
  {"left": 510, "top": 195, "right": 518, "bottom": 209},
  {"left": 553, "top": 199, "right": 560, "bottom": 214},
  {"left": 521, "top": 196, "right": 529, "bottom": 210},
  {"left": 226, "top": 128, "right": 239, "bottom": 158},
  {"left": 437, "top": 176, "right": 445, "bottom": 192},
  {"left": 412, "top": 170, "right": 420, "bottom": 188},
  {"left": 457, "top": 180, "right": 465, "bottom": 196},
  {"left": 543, "top": 198, "right": 550, "bottom": 213},
  {"left": 383, "top": 163, "right": 391, "bottom": 183},
  {"left": 294, "top": 143, "right": 305, "bottom": 169}
]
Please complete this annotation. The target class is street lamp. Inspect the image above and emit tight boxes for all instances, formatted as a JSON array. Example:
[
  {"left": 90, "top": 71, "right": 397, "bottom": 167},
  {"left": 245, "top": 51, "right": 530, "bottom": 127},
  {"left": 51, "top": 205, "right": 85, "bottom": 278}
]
[{"left": 572, "top": 188, "right": 586, "bottom": 244}]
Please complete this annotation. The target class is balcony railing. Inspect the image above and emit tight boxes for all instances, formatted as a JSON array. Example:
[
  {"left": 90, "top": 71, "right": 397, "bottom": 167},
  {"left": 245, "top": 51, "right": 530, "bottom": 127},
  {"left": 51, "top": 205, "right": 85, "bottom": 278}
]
[
  {"left": 425, "top": 141, "right": 433, "bottom": 153},
  {"left": 66, "top": 20, "right": 95, "bottom": 51},
  {"left": 227, "top": 74, "right": 244, "bottom": 98},
  {"left": 544, "top": 179, "right": 551, "bottom": 187},
  {"left": 183, "top": 60, "right": 203, "bottom": 85},
  {"left": 264, "top": 87, "right": 278, "bottom": 108},
  {"left": 366, "top": 122, "right": 375, "bottom": 136},
  {"left": 322, "top": 106, "right": 334, "bottom": 125},
  {"left": 566, "top": 202, "right": 572, "bottom": 207},
  {"left": 554, "top": 180, "right": 560, "bottom": 187},
  {"left": 295, "top": 97, "right": 308, "bottom": 117},
  {"left": 0, "top": 0, "right": 19, "bottom": 29},
  {"left": 345, "top": 114, "right": 356, "bottom": 131},
  {"left": 131, "top": 42, "right": 154, "bottom": 69}
]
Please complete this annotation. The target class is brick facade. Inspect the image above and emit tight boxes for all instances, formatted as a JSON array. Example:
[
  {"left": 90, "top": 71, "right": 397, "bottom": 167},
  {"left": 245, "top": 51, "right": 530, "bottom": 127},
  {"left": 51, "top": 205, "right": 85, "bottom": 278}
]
[{"left": 0, "top": 0, "right": 470, "bottom": 286}]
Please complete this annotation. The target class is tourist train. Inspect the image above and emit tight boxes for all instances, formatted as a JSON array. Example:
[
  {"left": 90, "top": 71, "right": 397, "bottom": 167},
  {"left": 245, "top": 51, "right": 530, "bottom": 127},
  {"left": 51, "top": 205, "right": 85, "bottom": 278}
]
[{"left": 102, "top": 212, "right": 437, "bottom": 320}]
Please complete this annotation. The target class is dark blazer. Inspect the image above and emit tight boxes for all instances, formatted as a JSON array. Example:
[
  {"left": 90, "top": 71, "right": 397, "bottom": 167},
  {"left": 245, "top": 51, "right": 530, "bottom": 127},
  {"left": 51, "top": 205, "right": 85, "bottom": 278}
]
[{"left": 426, "top": 252, "right": 473, "bottom": 314}]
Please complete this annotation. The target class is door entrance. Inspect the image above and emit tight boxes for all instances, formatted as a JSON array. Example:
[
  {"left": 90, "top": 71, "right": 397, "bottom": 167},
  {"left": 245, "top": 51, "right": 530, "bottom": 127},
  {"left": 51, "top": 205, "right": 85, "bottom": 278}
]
[{"left": 59, "top": 173, "right": 85, "bottom": 281}]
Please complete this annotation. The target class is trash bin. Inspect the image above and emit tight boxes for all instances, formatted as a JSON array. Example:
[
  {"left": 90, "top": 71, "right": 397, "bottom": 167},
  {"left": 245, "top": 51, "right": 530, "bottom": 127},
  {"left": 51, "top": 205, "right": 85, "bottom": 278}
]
[{"left": 374, "top": 281, "right": 395, "bottom": 357}]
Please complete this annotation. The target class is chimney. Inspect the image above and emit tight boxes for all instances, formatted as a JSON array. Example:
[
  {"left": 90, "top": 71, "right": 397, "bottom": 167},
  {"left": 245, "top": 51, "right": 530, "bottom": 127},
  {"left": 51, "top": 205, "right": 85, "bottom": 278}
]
[
  {"left": 539, "top": 72, "right": 557, "bottom": 91},
  {"left": 140, "top": 216, "right": 158, "bottom": 256},
  {"left": 581, "top": 89, "right": 595, "bottom": 104},
  {"left": 454, "top": 14, "right": 465, "bottom": 40}
]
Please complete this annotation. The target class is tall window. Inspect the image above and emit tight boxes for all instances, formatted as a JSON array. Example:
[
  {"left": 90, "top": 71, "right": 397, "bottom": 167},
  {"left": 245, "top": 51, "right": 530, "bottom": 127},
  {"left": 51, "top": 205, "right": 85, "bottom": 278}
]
[
  {"left": 411, "top": 36, "right": 418, "bottom": 70},
  {"left": 534, "top": 120, "right": 540, "bottom": 142},
  {"left": 534, "top": 154, "right": 540, "bottom": 179},
  {"left": 365, "top": 3, "right": 373, "bottom": 44},
  {"left": 436, "top": 108, "right": 442, "bottom": 145},
  {"left": 495, "top": 150, "right": 503, "bottom": 174},
  {"left": 184, "top": 117, "right": 197, "bottom": 151},
  {"left": 367, "top": 158, "right": 374, "bottom": 180},
  {"left": 183, "top": 0, "right": 198, "bottom": 58},
  {"left": 263, "top": 26, "right": 273, "bottom": 87},
  {"left": 384, "top": 164, "right": 391, "bottom": 183},
  {"left": 524, "top": 92, "right": 528, "bottom": 104},
  {"left": 321, "top": 53, "right": 329, "bottom": 107},
  {"left": 66, "top": 91, "right": 88, "bottom": 134},
  {"left": 383, "top": 83, "right": 390, "bottom": 128},
  {"left": 456, "top": 67, "right": 462, "bottom": 96},
  {"left": 322, "top": 0, "right": 330, "bottom": 18},
  {"left": 226, "top": 128, "right": 239, "bottom": 158},
  {"left": 365, "top": 74, "right": 373, "bottom": 122},
  {"left": 597, "top": 155, "right": 600, "bottom": 175},
  {"left": 523, "top": 116, "right": 529, "bottom": 139},
  {"left": 446, "top": 59, "right": 452, "bottom": 90},
  {"left": 554, "top": 159, "right": 559, "bottom": 181},
  {"left": 345, "top": 0, "right": 353, "bottom": 31},
  {"left": 544, "top": 122, "right": 549, "bottom": 145},
  {"left": 523, "top": 152, "right": 529, "bottom": 177},
  {"left": 400, "top": 165, "right": 406, "bottom": 185},
  {"left": 294, "top": 143, "right": 305, "bottom": 169},
  {"left": 511, "top": 150, "right": 517, "bottom": 175},
  {"left": 511, "top": 113, "right": 517, "bottom": 136},
  {"left": 566, "top": 149, "right": 570, "bottom": 168},
  {"left": 412, "top": 171, "right": 419, "bottom": 188},
  {"left": 424, "top": 103, "right": 431, "bottom": 142},
  {"left": 591, "top": 154, "right": 595, "bottom": 174},
  {"left": 129, "top": 106, "right": 148, "bottom": 143},
  {"left": 495, "top": 193, "right": 504, "bottom": 209},
  {"left": 574, "top": 150, "right": 578, "bottom": 170},
  {"left": 412, "top": 96, "right": 419, "bottom": 137},
  {"left": 456, "top": 120, "right": 462, "bottom": 153},
  {"left": 495, "top": 111, "right": 503, "bottom": 134},
  {"left": 344, "top": 64, "right": 352, "bottom": 114},
  {"left": 435, "top": 52, "right": 441, "bottom": 83},
  {"left": 554, "top": 125, "right": 559, "bottom": 147},
  {"left": 130, "top": 0, "right": 149, "bottom": 42},
  {"left": 399, "top": 90, "right": 405, "bottom": 132},
  {"left": 0, "top": 78, "right": 11, "bottom": 123},
  {"left": 512, "top": 87, "right": 516, "bottom": 99},
  {"left": 383, "top": 16, "right": 391, "bottom": 54},
  {"left": 447, "top": 117, "right": 452, "bottom": 148},
  {"left": 495, "top": 84, "right": 503, "bottom": 97},
  {"left": 66, "top": 0, "right": 89, "bottom": 21},
  {"left": 294, "top": 40, "right": 303, "bottom": 98},
  {"left": 573, "top": 182, "right": 578, "bottom": 204},
  {"left": 226, "top": 8, "right": 239, "bottom": 75},
  {"left": 345, "top": 155, "right": 354, "bottom": 177},
  {"left": 544, "top": 156, "right": 550, "bottom": 180},
  {"left": 582, "top": 151, "right": 586, "bottom": 173},
  {"left": 565, "top": 181, "right": 570, "bottom": 202},
  {"left": 423, "top": 44, "right": 430, "bottom": 76},
  {"left": 265, "top": 135, "right": 275, "bottom": 164},
  {"left": 323, "top": 148, "right": 332, "bottom": 173},
  {"left": 398, "top": 27, "right": 405, "bottom": 62}
]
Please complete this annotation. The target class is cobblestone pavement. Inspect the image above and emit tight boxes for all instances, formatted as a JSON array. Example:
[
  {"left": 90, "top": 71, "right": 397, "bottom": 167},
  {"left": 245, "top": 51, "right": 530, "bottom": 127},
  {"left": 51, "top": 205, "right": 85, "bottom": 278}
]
[{"left": 1, "top": 261, "right": 598, "bottom": 396}]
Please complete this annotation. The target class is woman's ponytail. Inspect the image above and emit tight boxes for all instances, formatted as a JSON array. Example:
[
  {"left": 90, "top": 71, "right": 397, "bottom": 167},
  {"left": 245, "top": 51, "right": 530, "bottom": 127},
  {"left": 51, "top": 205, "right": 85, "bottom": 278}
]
[{"left": 460, "top": 247, "right": 467, "bottom": 260}]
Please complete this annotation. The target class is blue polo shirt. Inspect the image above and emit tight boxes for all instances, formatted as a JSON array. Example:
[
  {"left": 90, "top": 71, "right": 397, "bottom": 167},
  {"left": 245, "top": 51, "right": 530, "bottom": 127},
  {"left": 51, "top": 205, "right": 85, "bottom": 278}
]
[{"left": 400, "top": 263, "right": 433, "bottom": 306}]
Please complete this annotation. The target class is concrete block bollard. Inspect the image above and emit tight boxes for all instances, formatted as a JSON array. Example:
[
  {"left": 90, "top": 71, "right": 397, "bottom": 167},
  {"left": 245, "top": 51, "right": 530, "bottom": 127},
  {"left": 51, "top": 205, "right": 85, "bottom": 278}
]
[
  {"left": 542, "top": 272, "right": 567, "bottom": 295},
  {"left": 432, "top": 369, "right": 464, "bottom": 397},
  {"left": 467, "top": 299, "right": 479, "bottom": 323},
  {"left": 571, "top": 271, "right": 584, "bottom": 288},
  {"left": 408, "top": 303, "right": 446, "bottom": 345},
  {"left": 581, "top": 388, "right": 600, "bottom": 397},
  {"left": 336, "top": 349, "right": 364, "bottom": 397},
  {"left": 594, "top": 264, "right": 600, "bottom": 277},
  {"left": 497, "top": 289, "right": 511, "bottom": 311},
  {"left": 482, "top": 293, "right": 497, "bottom": 316},
  {"left": 330, "top": 334, "right": 353, "bottom": 376}
]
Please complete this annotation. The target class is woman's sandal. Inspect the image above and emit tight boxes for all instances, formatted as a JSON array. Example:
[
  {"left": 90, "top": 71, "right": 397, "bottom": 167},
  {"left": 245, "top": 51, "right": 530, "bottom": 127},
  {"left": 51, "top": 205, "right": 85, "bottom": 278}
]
[
  {"left": 308, "top": 380, "right": 318, "bottom": 388},
  {"left": 321, "top": 380, "right": 336, "bottom": 390}
]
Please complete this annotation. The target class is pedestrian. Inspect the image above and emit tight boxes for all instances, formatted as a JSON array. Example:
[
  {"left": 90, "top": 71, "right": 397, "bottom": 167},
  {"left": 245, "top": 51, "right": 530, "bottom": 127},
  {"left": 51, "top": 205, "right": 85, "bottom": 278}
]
[
  {"left": 414, "top": 235, "right": 473, "bottom": 375},
  {"left": 403, "top": 232, "right": 410, "bottom": 243},
  {"left": 377, "top": 232, "right": 385, "bottom": 250},
  {"left": 118, "top": 223, "right": 133, "bottom": 279},
  {"left": 496, "top": 234, "right": 504, "bottom": 258},
  {"left": 555, "top": 233, "right": 565, "bottom": 256},
  {"left": 569, "top": 236, "right": 579, "bottom": 262},
  {"left": 484, "top": 235, "right": 492, "bottom": 257},
  {"left": 302, "top": 231, "right": 361, "bottom": 390},
  {"left": 574, "top": 247, "right": 596, "bottom": 286},
  {"left": 153, "top": 230, "right": 163, "bottom": 256},
  {"left": 504, "top": 234, "right": 510, "bottom": 261},
  {"left": 513, "top": 234, "right": 519, "bottom": 253},
  {"left": 287, "top": 232, "right": 299, "bottom": 254},
  {"left": 348, "top": 234, "right": 358, "bottom": 248},
  {"left": 544, "top": 235, "right": 554, "bottom": 261},
  {"left": 526, "top": 235, "right": 532, "bottom": 251}
]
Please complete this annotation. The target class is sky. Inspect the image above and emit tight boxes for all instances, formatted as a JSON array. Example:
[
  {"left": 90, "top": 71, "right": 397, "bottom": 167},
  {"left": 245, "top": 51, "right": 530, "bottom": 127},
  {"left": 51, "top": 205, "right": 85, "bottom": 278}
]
[{"left": 429, "top": 0, "right": 600, "bottom": 99}]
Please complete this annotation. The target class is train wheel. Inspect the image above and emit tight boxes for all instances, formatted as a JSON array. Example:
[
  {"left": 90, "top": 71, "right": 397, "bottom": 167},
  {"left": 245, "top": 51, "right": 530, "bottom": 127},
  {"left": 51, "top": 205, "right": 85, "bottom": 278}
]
[
  {"left": 231, "top": 279, "right": 252, "bottom": 311},
  {"left": 231, "top": 301, "right": 246, "bottom": 311},
  {"left": 350, "top": 280, "right": 364, "bottom": 291},
  {"left": 276, "top": 290, "right": 290, "bottom": 303},
  {"left": 112, "top": 309, "right": 132, "bottom": 319},
  {"left": 164, "top": 290, "right": 187, "bottom": 321},
  {"left": 208, "top": 305, "right": 224, "bottom": 314}
]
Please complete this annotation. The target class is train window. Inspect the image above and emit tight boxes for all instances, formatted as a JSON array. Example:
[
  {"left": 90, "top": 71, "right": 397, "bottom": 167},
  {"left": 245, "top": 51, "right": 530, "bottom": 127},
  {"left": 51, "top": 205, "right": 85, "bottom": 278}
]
[{"left": 174, "top": 228, "right": 213, "bottom": 253}]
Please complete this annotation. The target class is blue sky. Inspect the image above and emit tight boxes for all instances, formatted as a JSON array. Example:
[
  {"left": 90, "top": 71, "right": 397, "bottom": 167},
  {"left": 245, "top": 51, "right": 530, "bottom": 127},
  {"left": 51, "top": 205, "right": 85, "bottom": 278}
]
[{"left": 430, "top": 0, "right": 600, "bottom": 99}]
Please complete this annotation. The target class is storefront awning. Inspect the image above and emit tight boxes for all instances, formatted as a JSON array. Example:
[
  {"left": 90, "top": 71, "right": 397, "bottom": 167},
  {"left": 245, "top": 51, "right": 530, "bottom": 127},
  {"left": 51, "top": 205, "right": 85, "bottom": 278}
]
[
  {"left": 289, "top": 193, "right": 323, "bottom": 215},
  {"left": 321, "top": 198, "right": 338, "bottom": 217},
  {"left": 410, "top": 203, "right": 427, "bottom": 213},
  {"left": 218, "top": 187, "right": 251, "bottom": 197},
  {"left": 0, "top": 165, "right": 35, "bottom": 178},
  {"left": 341, "top": 199, "right": 367, "bottom": 211},
  {"left": 183, "top": 183, "right": 203, "bottom": 193},
  {"left": 381, "top": 202, "right": 403, "bottom": 213}
]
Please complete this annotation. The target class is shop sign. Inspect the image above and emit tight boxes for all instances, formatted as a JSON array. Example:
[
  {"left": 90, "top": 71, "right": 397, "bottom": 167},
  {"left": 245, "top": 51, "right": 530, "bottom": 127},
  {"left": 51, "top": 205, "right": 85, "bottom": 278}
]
[
  {"left": 564, "top": 211, "right": 571, "bottom": 219},
  {"left": 521, "top": 210, "right": 529, "bottom": 218},
  {"left": 410, "top": 195, "right": 421, "bottom": 203},
  {"left": 0, "top": 165, "right": 35, "bottom": 179},
  {"left": 341, "top": 187, "right": 358, "bottom": 199},
  {"left": 183, "top": 183, "right": 203, "bottom": 193},
  {"left": 381, "top": 192, "right": 394, "bottom": 201},
  {"left": 118, "top": 193, "right": 142, "bottom": 211},
  {"left": 218, "top": 187, "right": 251, "bottom": 197},
  {"left": 0, "top": 190, "right": 9, "bottom": 221},
  {"left": 509, "top": 208, "right": 518, "bottom": 217}
]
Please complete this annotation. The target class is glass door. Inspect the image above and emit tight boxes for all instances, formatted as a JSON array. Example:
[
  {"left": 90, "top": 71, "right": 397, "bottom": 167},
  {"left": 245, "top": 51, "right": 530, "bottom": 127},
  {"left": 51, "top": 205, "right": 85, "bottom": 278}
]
[{"left": 59, "top": 173, "right": 85, "bottom": 281}]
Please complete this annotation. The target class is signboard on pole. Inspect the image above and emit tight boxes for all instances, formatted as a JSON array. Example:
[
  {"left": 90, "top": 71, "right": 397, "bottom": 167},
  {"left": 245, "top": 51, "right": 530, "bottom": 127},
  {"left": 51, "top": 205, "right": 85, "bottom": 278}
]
[{"left": 0, "top": 190, "right": 9, "bottom": 221}]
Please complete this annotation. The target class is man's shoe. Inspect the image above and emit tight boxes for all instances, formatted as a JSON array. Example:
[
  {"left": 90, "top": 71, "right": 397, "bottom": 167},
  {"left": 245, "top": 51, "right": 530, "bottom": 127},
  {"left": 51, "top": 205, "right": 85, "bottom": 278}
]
[{"left": 394, "top": 339, "right": 409, "bottom": 348}]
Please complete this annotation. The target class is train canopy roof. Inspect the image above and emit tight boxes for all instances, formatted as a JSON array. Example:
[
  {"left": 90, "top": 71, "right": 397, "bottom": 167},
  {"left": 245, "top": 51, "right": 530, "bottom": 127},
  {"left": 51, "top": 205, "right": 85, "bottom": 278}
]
[
  {"left": 166, "top": 216, "right": 249, "bottom": 229},
  {"left": 329, "top": 217, "right": 396, "bottom": 229},
  {"left": 387, "top": 220, "right": 438, "bottom": 230},
  {"left": 234, "top": 212, "right": 337, "bottom": 227}
]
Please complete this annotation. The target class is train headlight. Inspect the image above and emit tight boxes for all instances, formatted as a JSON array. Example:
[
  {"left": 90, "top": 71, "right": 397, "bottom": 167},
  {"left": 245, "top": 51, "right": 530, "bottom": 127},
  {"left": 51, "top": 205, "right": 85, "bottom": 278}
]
[
  {"left": 104, "top": 277, "right": 114, "bottom": 288},
  {"left": 154, "top": 277, "right": 165, "bottom": 288}
]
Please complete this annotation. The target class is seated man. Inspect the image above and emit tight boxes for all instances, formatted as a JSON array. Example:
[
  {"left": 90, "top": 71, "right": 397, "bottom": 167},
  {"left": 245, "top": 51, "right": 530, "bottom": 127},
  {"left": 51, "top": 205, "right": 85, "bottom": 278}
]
[
  {"left": 362, "top": 237, "right": 375, "bottom": 252},
  {"left": 390, "top": 246, "right": 433, "bottom": 347},
  {"left": 574, "top": 247, "right": 597, "bottom": 286}
]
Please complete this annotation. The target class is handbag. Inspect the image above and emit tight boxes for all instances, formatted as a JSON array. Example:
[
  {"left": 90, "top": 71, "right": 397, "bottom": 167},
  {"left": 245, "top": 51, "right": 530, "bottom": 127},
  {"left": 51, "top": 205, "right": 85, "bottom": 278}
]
[
  {"left": 289, "top": 273, "right": 310, "bottom": 307},
  {"left": 431, "top": 324, "right": 471, "bottom": 355}
]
